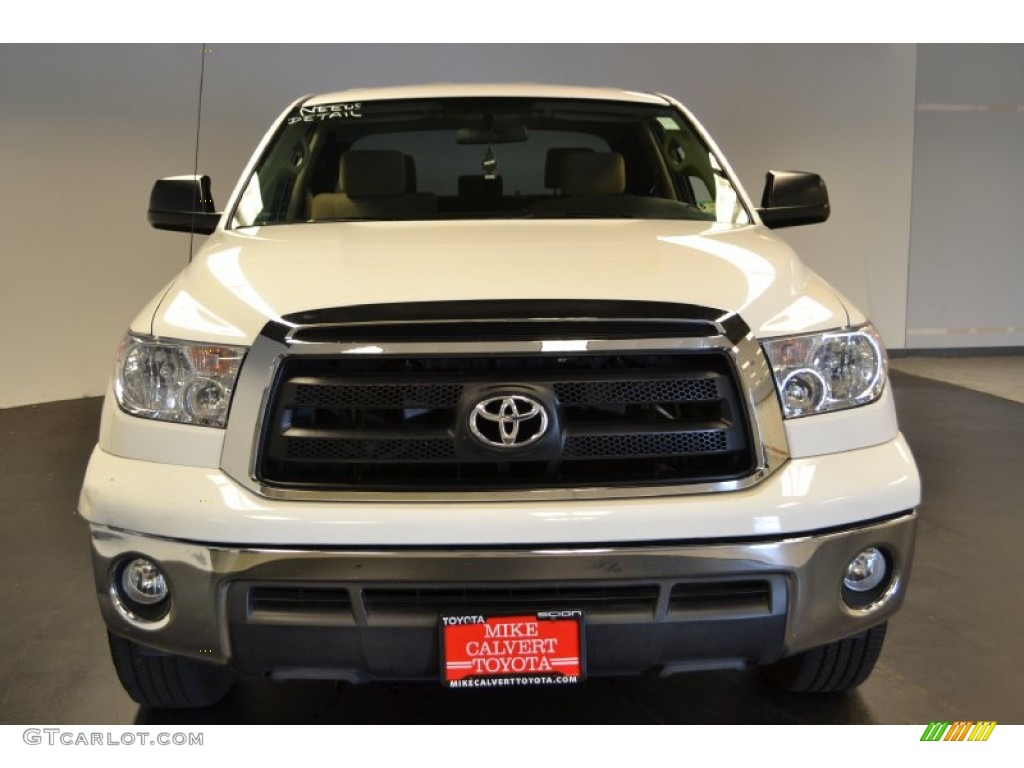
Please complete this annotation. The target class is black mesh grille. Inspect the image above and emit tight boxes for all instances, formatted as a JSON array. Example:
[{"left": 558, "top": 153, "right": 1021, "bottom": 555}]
[
  {"left": 669, "top": 581, "right": 772, "bottom": 615},
  {"left": 564, "top": 430, "right": 728, "bottom": 459},
  {"left": 292, "top": 383, "right": 462, "bottom": 408},
  {"left": 249, "top": 586, "right": 352, "bottom": 614},
  {"left": 554, "top": 378, "right": 720, "bottom": 405},
  {"left": 242, "top": 580, "right": 774, "bottom": 623},
  {"left": 257, "top": 348, "right": 754, "bottom": 491},
  {"left": 286, "top": 437, "right": 457, "bottom": 462},
  {"left": 364, "top": 585, "right": 659, "bottom": 618}
]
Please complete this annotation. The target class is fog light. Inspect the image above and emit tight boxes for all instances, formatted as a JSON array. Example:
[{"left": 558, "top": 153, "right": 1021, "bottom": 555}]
[
  {"left": 121, "top": 558, "right": 168, "bottom": 605},
  {"left": 843, "top": 547, "right": 886, "bottom": 593}
]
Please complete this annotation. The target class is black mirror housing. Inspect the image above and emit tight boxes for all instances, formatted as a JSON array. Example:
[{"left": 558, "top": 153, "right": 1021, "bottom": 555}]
[
  {"left": 148, "top": 175, "right": 220, "bottom": 235},
  {"left": 756, "top": 171, "right": 830, "bottom": 229}
]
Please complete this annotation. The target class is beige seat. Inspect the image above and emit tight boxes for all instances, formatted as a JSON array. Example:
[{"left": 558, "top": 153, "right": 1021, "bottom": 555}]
[{"left": 310, "top": 150, "right": 436, "bottom": 220}]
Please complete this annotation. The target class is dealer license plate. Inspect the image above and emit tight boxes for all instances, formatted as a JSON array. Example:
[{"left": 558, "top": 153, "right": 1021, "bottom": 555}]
[{"left": 441, "top": 611, "right": 585, "bottom": 688}]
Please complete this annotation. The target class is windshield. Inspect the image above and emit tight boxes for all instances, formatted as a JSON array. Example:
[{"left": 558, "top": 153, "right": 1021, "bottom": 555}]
[{"left": 230, "top": 97, "right": 750, "bottom": 227}]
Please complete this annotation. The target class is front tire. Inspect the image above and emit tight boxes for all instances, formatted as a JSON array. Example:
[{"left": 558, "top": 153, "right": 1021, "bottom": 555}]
[
  {"left": 108, "top": 632, "right": 235, "bottom": 708},
  {"left": 764, "top": 622, "right": 887, "bottom": 693}
]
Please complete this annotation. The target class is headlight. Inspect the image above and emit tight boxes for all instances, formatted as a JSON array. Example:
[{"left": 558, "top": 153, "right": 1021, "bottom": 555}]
[
  {"left": 114, "top": 334, "right": 248, "bottom": 427},
  {"left": 761, "top": 325, "right": 886, "bottom": 418}
]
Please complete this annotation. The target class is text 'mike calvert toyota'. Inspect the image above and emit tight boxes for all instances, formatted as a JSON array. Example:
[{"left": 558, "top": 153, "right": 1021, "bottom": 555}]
[{"left": 79, "top": 84, "right": 920, "bottom": 707}]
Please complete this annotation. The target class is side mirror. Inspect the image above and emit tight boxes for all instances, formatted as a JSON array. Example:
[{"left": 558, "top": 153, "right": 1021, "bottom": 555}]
[
  {"left": 756, "top": 171, "right": 830, "bottom": 229},
  {"left": 148, "top": 175, "right": 220, "bottom": 234}
]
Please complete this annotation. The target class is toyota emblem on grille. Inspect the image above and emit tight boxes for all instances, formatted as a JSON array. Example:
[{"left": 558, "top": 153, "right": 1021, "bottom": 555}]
[{"left": 469, "top": 395, "right": 550, "bottom": 449}]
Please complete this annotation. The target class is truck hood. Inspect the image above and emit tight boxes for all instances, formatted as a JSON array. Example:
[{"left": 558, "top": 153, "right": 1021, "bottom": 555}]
[{"left": 145, "top": 219, "right": 850, "bottom": 343}]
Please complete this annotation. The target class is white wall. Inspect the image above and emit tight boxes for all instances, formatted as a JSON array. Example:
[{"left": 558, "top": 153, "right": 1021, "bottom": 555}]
[
  {"left": 0, "top": 44, "right": 918, "bottom": 408},
  {"left": 906, "top": 44, "right": 1024, "bottom": 349},
  {"left": 0, "top": 45, "right": 201, "bottom": 407}
]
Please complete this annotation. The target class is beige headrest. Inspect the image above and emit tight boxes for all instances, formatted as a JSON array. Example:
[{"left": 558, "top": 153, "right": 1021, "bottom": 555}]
[
  {"left": 545, "top": 147, "right": 593, "bottom": 189},
  {"left": 341, "top": 150, "right": 407, "bottom": 197},
  {"left": 560, "top": 152, "right": 626, "bottom": 197}
]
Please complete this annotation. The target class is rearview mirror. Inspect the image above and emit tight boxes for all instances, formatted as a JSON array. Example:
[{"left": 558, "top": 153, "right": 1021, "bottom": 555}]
[
  {"left": 148, "top": 175, "right": 220, "bottom": 234},
  {"left": 456, "top": 124, "right": 528, "bottom": 145},
  {"left": 756, "top": 171, "right": 830, "bottom": 229}
]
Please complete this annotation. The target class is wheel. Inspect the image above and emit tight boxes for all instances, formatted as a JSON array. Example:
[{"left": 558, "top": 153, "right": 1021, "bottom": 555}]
[
  {"left": 764, "top": 622, "right": 887, "bottom": 693},
  {"left": 108, "top": 632, "right": 235, "bottom": 708}
]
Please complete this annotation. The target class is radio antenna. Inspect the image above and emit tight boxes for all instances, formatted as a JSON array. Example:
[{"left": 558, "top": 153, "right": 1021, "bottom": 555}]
[{"left": 189, "top": 43, "right": 207, "bottom": 262}]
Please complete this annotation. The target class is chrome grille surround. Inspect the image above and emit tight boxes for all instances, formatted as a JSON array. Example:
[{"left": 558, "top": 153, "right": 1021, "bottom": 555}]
[{"left": 220, "top": 302, "right": 788, "bottom": 501}]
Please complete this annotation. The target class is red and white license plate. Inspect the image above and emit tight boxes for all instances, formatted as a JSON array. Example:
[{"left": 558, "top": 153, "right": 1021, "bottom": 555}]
[{"left": 441, "top": 611, "right": 585, "bottom": 688}]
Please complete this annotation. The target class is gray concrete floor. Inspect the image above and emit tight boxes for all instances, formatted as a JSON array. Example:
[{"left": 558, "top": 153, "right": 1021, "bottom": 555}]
[
  {"left": 1, "top": 370, "right": 1022, "bottom": 724},
  {"left": 890, "top": 354, "right": 1024, "bottom": 404}
]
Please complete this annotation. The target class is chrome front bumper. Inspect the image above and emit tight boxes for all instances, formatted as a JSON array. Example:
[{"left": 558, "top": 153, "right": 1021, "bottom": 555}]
[{"left": 91, "top": 512, "right": 916, "bottom": 680}]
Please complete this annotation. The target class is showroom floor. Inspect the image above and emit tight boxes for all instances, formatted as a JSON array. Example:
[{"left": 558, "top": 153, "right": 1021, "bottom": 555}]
[{"left": 1, "top": 363, "right": 1022, "bottom": 725}]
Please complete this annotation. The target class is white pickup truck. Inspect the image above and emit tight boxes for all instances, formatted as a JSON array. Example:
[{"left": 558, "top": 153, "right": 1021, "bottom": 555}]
[{"left": 79, "top": 84, "right": 920, "bottom": 708}]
